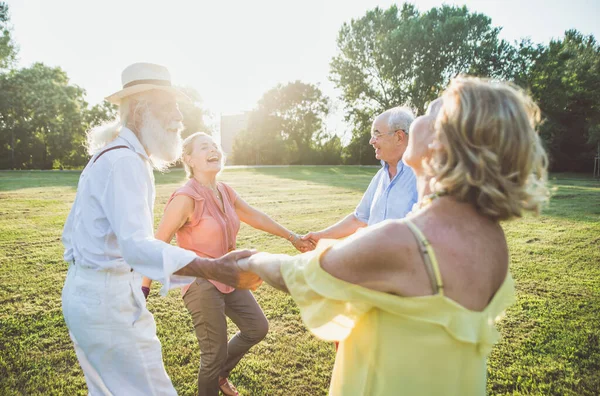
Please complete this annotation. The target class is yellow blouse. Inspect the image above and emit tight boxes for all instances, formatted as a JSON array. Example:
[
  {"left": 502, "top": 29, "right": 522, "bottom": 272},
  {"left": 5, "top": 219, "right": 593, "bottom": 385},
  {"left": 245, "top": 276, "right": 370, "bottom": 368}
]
[{"left": 280, "top": 220, "right": 515, "bottom": 396}]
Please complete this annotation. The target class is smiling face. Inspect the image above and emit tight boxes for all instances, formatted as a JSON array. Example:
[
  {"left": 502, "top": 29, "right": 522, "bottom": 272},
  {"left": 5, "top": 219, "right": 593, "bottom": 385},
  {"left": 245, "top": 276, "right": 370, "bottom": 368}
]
[
  {"left": 368, "top": 110, "right": 411, "bottom": 165},
  {"left": 129, "top": 90, "right": 184, "bottom": 169},
  {"left": 183, "top": 133, "right": 224, "bottom": 178},
  {"left": 403, "top": 98, "right": 443, "bottom": 173},
  {"left": 369, "top": 113, "right": 396, "bottom": 162}
]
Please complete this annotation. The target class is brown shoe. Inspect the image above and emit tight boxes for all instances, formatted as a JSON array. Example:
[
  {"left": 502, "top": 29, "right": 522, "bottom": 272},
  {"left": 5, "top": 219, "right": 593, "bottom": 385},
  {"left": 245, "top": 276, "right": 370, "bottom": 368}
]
[{"left": 219, "top": 377, "right": 239, "bottom": 396}]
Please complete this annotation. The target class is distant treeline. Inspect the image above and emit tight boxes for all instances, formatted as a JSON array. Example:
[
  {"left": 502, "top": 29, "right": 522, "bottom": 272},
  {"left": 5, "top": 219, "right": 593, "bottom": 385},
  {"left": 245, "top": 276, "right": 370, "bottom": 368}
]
[
  {"left": 232, "top": 4, "right": 600, "bottom": 171},
  {"left": 0, "top": 3, "right": 598, "bottom": 171}
]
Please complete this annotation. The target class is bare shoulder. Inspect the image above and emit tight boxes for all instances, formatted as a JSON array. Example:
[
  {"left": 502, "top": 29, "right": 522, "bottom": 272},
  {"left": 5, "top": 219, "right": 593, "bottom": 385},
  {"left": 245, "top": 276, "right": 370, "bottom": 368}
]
[
  {"left": 165, "top": 194, "right": 195, "bottom": 216},
  {"left": 320, "top": 220, "right": 414, "bottom": 292}
]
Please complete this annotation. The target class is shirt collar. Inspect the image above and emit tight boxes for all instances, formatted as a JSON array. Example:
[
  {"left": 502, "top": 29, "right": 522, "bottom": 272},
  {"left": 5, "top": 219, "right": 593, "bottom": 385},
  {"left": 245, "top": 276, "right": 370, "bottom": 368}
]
[
  {"left": 119, "top": 127, "right": 150, "bottom": 161},
  {"left": 382, "top": 159, "right": 405, "bottom": 181},
  {"left": 382, "top": 159, "right": 404, "bottom": 172}
]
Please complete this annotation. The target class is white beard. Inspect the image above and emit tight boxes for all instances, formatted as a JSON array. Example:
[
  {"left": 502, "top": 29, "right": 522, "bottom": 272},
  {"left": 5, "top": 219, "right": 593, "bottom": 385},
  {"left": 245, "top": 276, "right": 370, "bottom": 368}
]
[{"left": 138, "top": 109, "right": 184, "bottom": 171}]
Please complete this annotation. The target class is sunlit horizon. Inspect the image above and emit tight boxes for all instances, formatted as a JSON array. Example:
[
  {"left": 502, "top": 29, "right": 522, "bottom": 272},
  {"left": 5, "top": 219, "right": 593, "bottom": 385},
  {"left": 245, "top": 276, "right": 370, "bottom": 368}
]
[{"left": 6, "top": 0, "right": 600, "bottom": 141}]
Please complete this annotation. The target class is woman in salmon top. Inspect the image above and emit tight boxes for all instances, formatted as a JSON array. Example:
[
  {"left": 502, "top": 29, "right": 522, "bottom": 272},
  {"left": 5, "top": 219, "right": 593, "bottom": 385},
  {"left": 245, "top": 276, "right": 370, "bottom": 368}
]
[
  {"left": 142, "top": 132, "right": 312, "bottom": 396},
  {"left": 238, "top": 77, "right": 549, "bottom": 395}
]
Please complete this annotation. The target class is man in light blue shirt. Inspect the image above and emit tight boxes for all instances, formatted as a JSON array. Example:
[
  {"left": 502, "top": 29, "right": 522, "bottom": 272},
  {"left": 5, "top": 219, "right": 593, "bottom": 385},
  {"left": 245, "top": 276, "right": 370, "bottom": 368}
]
[{"left": 303, "top": 106, "right": 418, "bottom": 244}]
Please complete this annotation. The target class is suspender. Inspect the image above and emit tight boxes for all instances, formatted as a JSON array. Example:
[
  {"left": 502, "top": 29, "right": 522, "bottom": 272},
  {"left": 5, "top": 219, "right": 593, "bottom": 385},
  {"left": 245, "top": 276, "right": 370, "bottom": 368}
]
[{"left": 93, "top": 145, "right": 130, "bottom": 164}]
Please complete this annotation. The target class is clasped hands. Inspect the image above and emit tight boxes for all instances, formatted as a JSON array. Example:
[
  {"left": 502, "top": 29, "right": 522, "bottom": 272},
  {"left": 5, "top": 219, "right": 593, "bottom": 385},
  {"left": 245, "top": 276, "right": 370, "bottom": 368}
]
[
  {"left": 146, "top": 230, "right": 325, "bottom": 298},
  {"left": 233, "top": 230, "right": 324, "bottom": 291},
  {"left": 289, "top": 230, "right": 325, "bottom": 253}
]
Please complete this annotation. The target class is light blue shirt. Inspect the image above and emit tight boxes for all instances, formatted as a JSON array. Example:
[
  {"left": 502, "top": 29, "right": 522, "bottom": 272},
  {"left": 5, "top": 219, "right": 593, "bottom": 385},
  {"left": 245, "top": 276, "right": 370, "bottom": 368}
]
[{"left": 354, "top": 160, "right": 418, "bottom": 225}]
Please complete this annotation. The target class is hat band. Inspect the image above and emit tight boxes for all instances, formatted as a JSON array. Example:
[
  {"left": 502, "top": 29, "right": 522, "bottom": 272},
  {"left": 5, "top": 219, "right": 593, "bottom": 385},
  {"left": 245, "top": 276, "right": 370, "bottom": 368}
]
[{"left": 123, "top": 79, "right": 171, "bottom": 88}]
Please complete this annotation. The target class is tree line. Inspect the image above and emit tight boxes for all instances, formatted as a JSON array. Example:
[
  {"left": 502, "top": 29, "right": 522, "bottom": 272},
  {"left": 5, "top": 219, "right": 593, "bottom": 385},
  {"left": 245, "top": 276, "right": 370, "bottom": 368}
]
[
  {"left": 0, "top": 2, "right": 598, "bottom": 171},
  {"left": 233, "top": 4, "right": 600, "bottom": 171},
  {"left": 0, "top": 2, "right": 208, "bottom": 170}
]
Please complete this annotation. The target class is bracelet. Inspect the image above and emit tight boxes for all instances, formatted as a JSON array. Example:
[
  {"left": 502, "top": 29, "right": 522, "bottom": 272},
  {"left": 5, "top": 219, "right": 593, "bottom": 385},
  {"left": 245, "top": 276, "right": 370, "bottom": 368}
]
[{"left": 287, "top": 232, "right": 298, "bottom": 242}]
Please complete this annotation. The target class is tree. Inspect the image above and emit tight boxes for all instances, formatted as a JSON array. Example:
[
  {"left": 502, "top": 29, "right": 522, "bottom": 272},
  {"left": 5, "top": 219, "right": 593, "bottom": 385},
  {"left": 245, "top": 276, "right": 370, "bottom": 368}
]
[
  {"left": 232, "top": 81, "right": 329, "bottom": 165},
  {"left": 526, "top": 30, "right": 600, "bottom": 172},
  {"left": 330, "top": 3, "right": 517, "bottom": 163},
  {"left": 0, "top": 1, "right": 205, "bottom": 169},
  {"left": 0, "top": 2, "right": 17, "bottom": 70},
  {"left": 0, "top": 63, "right": 89, "bottom": 169},
  {"left": 177, "top": 86, "right": 211, "bottom": 138},
  {"left": 313, "top": 132, "right": 344, "bottom": 165}
]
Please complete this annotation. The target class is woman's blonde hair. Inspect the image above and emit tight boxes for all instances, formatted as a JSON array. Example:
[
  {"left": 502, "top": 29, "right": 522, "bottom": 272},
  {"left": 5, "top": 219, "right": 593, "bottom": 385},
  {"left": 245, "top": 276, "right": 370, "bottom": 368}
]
[
  {"left": 429, "top": 76, "right": 549, "bottom": 221},
  {"left": 181, "top": 132, "right": 224, "bottom": 178}
]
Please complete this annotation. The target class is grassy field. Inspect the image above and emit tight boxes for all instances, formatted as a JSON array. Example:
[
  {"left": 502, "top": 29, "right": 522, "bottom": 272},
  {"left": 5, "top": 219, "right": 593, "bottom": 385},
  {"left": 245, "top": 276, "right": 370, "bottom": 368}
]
[{"left": 0, "top": 167, "right": 599, "bottom": 395}]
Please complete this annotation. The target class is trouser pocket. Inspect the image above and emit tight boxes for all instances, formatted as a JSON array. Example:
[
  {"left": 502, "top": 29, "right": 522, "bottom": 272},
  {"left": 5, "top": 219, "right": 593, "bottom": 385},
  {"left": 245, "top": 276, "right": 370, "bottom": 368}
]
[{"left": 129, "top": 281, "right": 145, "bottom": 327}]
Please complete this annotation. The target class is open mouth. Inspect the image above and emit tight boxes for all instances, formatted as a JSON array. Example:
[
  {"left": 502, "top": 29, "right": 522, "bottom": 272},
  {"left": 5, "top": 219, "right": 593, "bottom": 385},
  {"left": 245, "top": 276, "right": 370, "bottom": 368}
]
[
  {"left": 167, "top": 128, "right": 178, "bottom": 134},
  {"left": 207, "top": 155, "right": 220, "bottom": 163}
]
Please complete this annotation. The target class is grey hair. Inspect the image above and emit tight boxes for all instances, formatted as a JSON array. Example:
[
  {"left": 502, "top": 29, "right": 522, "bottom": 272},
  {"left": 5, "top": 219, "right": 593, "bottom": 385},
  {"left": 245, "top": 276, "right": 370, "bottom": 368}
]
[
  {"left": 85, "top": 92, "right": 151, "bottom": 155},
  {"left": 387, "top": 106, "right": 415, "bottom": 135}
]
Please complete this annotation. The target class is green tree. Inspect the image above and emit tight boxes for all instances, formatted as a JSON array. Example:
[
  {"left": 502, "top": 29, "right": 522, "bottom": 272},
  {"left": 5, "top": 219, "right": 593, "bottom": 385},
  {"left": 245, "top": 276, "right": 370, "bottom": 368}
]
[
  {"left": 313, "top": 132, "right": 344, "bottom": 165},
  {"left": 0, "top": 63, "right": 89, "bottom": 169},
  {"left": 0, "top": 2, "right": 17, "bottom": 70},
  {"left": 70, "top": 100, "right": 119, "bottom": 165},
  {"left": 232, "top": 108, "right": 288, "bottom": 165},
  {"left": 330, "top": 3, "right": 517, "bottom": 164},
  {"left": 526, "top": 30, "right": 600, "bottom": 172},
  {"left": 177, "top": 86, "right": 211, "bottom": 138},
  {"left": 232, "top": 81, "right": 329, "bottom": 165},
  {"left": 503, "top": 38, "right": 544, "bottom": 88}
]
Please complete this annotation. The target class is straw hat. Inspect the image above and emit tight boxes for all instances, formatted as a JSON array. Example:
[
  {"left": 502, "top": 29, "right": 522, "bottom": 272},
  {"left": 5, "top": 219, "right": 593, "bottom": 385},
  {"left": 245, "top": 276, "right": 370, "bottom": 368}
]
[{"left": 105, "top": 62, "right": 190, "bottom": 105}]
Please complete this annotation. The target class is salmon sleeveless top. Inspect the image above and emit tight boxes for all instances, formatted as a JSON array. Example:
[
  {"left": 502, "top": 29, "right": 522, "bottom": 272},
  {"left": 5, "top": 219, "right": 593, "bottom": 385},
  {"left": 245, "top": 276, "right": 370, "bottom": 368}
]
[{"left": 166, "top": 178, "right": 241, "bottom": 295}]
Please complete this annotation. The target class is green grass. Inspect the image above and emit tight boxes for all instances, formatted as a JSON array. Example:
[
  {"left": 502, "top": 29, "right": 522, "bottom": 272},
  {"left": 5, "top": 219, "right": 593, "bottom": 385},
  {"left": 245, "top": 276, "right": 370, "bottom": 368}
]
[{"left": 0, "top": 168, "right": 599, "bottom": 395}]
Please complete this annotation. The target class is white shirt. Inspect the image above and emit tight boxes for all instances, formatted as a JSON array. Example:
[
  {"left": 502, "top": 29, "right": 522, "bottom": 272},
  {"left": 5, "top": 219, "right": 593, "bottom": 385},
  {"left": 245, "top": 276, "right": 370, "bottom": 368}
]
[{"left": 62, "top": 127, "right": 197, "bottom": 295}]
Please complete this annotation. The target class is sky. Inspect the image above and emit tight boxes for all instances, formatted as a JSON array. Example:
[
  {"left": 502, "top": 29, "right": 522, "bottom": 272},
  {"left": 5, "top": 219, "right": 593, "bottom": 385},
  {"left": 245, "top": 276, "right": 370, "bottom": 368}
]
[{"left": 6, "top": 0, "right": 600, "bottom": 140}]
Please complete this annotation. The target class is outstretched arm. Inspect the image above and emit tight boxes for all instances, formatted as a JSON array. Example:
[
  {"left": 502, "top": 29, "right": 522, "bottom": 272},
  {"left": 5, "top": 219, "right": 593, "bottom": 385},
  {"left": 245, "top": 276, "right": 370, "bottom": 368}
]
[
  {"left": 302, "top": 213, "right": 366, "bottom": 246},
  {"left": 239, "top": 220, "right": 407, "bottom": 295},
  {"left": 235, "top": 196, "right": 313, "bottom": 252},
  {"left": 237, "top": 252, "right": 291, "bottom": 293}
]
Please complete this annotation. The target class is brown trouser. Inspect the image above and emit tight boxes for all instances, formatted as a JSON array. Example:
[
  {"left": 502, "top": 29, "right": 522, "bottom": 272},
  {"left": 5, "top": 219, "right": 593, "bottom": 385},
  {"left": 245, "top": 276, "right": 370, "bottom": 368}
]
[{"left": 183, "top": 278, "right": 269, "bottom": 396}]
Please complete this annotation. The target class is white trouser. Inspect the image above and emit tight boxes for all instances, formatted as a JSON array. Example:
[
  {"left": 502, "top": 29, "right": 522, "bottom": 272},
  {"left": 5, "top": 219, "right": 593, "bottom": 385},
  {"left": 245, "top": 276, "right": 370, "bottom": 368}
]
[{"left": 61, "top": 263, "right": 177, "bottom": 396}]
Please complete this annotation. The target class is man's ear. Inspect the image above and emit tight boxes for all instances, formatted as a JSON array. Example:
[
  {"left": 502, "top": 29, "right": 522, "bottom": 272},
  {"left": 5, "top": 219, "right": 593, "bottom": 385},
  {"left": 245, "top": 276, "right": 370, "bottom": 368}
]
[{"left": 396, "top": 130, "right": 406, "bottom": 145}]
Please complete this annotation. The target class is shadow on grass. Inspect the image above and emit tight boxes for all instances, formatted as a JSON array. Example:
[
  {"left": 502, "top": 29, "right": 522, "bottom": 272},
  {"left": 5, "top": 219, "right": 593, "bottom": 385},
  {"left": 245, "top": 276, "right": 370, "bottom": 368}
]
[
  {"left": 2, "top": 170, "right": 598, "bottom": 225},
  {"left": 0, "top": 170, "right": 82, "bottom": 192},
  {"left": 250, "top": 166, "right": 380, "bottom": 193},
  {"left": 0, "top": 169, "right": 191, "bottom": 192}
]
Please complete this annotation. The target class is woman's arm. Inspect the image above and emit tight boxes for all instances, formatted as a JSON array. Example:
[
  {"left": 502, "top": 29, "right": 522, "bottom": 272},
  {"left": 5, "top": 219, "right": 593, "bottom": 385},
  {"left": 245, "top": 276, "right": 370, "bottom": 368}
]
[
  {"left": 301, "top": 213, "right": 366, "bottom": 246},
  {"left": 237, "top": 253, "right": 290, "bottom": 292},
  {"left": 239, "top": 220, "right": 411, "bottom": 295},
  {"left": 234, "top": 196, "right": 313, "bottom": 252},
  {"left": 142, "top": 195, "right": 195, "bottom": 294}
]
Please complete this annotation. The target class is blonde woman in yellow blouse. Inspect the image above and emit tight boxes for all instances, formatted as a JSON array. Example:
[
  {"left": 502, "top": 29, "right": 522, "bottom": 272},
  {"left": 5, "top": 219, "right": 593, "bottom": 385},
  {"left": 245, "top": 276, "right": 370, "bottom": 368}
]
[{"left": 238, "top": 77, "right": 549, "bottom": 395}]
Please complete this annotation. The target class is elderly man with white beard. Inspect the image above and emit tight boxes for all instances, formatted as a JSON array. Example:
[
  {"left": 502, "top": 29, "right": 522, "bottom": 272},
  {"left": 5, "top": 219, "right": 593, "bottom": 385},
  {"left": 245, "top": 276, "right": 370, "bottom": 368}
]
[{"left": 60, "top": 63, "right": 261, "bottom": 395}]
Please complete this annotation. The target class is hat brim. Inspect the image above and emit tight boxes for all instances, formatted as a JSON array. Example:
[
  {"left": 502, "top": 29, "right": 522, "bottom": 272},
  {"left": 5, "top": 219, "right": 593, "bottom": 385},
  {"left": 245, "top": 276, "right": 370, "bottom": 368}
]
[{"left": 105, "top": 84, "right": 191, "bottom": 105}]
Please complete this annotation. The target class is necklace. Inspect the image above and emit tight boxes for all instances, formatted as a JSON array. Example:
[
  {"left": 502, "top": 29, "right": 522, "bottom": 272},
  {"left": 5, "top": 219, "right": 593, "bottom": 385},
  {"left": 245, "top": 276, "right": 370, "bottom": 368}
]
[
  {"left": 416, "top": 190, "right": 448, "bottom": 211},
  {"left": 197, "top": 180, "right": 222, "bottom": 201}
]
